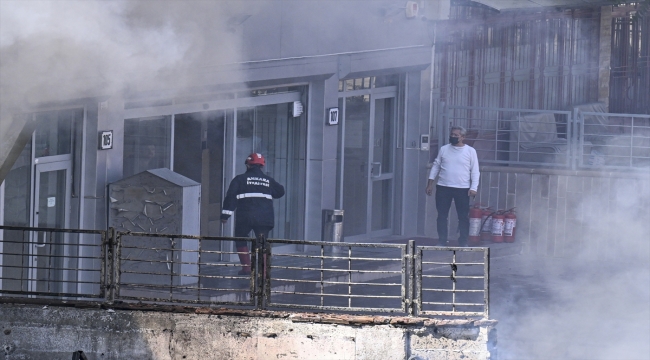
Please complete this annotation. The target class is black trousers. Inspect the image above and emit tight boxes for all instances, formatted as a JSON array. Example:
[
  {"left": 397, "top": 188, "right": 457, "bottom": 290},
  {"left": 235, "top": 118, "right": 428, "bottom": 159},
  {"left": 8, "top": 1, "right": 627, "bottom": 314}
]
[
  {"left": 435, "top": 185, "right": 470, "bottom": 246},
  {"left": 234, "top": 219, "right": 272, "bottom": 248}
]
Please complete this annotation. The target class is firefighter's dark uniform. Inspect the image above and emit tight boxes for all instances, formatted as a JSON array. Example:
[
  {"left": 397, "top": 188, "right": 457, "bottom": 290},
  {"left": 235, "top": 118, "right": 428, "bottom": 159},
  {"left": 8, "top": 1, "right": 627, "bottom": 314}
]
[{"left": 221, "top": 165, "right": 285, "bottom": 249}]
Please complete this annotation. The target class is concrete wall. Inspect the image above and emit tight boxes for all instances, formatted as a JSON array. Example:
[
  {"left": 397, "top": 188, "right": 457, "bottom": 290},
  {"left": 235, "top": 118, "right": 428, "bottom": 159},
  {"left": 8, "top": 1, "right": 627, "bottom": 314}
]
[{"left": 0, "top": 304, "right": 495, "bottom": 360}]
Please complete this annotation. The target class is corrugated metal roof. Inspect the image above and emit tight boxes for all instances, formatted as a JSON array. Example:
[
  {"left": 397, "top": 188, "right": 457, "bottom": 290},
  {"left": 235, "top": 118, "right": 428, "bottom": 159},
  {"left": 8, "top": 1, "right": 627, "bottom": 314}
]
[{"left": 471, "top": 0, "right": 623, "bottom": 11}]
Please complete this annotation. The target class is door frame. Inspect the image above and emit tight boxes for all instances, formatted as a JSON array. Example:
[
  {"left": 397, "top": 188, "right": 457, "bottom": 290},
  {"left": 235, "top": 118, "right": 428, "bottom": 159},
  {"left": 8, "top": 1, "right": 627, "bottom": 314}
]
[
  {"left": 367, "top": 93, "right": 397, "bottom": 238},
  {"left": 28, "top": 155, "right": 72, "bottom": 293},
  {"left": 339, "top": 86, "right": 398, "bottom": 241}
]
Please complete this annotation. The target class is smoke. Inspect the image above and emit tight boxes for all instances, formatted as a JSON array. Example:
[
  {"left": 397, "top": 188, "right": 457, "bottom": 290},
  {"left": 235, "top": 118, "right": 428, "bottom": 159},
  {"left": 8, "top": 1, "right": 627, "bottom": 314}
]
[
  {"left": 497, "top": 180, "right": 650, "bottom": 360},
  {"left": 0, "top": 0, "right": 247, "bottom": 113}
]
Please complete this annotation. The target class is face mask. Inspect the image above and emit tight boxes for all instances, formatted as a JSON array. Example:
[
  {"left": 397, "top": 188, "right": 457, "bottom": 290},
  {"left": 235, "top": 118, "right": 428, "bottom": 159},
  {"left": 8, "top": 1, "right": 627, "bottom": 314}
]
[{"left": 449, "top": 136, "right": 460, "bottom": 145}]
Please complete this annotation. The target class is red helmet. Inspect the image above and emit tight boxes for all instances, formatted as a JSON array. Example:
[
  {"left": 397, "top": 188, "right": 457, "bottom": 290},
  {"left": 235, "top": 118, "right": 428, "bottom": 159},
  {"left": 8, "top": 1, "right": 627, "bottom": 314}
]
[{"left": 245, "top": 153, "right": 265, "bottom": 166}]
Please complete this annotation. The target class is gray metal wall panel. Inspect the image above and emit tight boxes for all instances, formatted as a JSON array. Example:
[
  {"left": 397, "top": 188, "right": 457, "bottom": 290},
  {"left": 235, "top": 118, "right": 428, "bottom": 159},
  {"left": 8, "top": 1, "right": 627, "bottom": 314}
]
[
  {"left": 239, "top": 1, "right": 429, "bottom": 61},
  {"left": 82, "top": 105, "right": 100, "bottom": 231}
]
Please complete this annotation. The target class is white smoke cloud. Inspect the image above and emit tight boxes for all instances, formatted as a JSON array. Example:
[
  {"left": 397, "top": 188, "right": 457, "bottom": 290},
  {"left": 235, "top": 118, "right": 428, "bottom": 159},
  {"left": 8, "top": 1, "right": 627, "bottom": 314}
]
[
  {"left": 496, "top": 181, "right": 650, "bottom": 360},
  {"left": 0, "top": 0, "right": 246, "bottom": 112}
]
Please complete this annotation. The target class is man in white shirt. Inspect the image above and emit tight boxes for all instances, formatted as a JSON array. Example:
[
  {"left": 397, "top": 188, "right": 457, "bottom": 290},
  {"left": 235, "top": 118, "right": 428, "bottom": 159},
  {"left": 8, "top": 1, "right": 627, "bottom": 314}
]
[{"left": 425, "top": 126, "right": 480, "bottom": 246}]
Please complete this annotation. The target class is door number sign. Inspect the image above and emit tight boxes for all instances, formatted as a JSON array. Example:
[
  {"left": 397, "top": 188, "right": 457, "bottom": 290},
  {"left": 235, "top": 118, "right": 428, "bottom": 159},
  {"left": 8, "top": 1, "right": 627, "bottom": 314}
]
[{"left": 99, "top": 130, "right": 113, "bottom": 150}]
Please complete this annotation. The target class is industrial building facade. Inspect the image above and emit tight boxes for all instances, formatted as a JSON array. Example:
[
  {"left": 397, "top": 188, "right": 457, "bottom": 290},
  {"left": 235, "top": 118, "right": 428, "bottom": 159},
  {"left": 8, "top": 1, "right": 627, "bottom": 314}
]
[{"left": 1, "top": 0, "right": 648, "bottom": 258}]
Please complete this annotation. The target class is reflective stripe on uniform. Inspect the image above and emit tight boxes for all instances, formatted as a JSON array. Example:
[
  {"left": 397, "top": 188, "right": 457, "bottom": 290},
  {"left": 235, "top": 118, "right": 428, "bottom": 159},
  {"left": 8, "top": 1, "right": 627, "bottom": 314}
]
[
  {"left": 222, "top": 210, "right": 234, "bottom": 215},
  {"left": 236, "top": 193, "right": 272, "bottom": 199}
]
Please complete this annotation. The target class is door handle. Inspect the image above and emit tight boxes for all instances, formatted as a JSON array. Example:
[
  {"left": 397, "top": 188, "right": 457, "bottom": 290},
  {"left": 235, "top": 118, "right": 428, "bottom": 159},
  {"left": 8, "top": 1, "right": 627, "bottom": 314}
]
[
  {"left": 34, "top": 232, "right": 46, "bottom": 248},
  {"left": 371, "top": 162, "right": 382, "bottom": 178}
]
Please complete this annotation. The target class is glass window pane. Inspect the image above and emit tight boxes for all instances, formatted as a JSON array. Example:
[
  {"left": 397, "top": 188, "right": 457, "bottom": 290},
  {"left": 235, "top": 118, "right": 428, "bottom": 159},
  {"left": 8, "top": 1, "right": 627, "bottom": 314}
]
[
  {"left": 373, "top": 98, "right": 395, "bottom": 173},
  {"left": 371, "top": 179, "right": 392, "bottom": 231},
  {"left": 235, "top": 102, "right": 305, "bottom": 240},
  {"left": 173, "top": 110, "right": 226, "bottom": 235},
  {"left": 342, "top": 95, "right": 370, "bottom": 237},
  {"left": 34, "top": 109, "right": 81, "bottom": 157},
  {"left": 123, "top": 116, "right": 171, "bottom": 177},
  {"left": 2, "top": 139, "right": 31, "bottom": 226}
]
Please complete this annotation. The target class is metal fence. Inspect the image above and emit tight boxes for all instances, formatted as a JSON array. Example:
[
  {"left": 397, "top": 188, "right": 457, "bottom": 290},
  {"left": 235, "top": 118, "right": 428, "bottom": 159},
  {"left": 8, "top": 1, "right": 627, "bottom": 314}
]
[
  {"left": 0, "top": 226, "right": 491, "bottom": 318},
  {"left": 416, "top": 246, "right": 490, "bottom": 318},
  {"left": 0, "top": 225, "right": 107, "bottom": 300},
  {"left": 441, "top": 105, "right": 650, "bottom": 171}
]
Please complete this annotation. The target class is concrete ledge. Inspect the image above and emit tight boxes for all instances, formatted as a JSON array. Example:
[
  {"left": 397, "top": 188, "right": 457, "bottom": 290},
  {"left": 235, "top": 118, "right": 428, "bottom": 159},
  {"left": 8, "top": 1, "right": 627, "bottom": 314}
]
[{"left": 0, "top": 303, "right": 496, "bottom": 359}]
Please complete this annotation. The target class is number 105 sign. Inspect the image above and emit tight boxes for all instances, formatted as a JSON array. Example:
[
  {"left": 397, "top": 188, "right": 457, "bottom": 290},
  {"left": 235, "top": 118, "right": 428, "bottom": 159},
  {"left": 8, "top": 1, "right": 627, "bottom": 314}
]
[{"left": 99, "top": 130, "right": 113, "bottom": 150}]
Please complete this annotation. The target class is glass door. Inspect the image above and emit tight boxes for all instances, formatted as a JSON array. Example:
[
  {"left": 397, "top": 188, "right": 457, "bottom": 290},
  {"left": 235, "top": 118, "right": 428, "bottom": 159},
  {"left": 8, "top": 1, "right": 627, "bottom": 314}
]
[
  {"left": 342, "top": 92, "right": 396, "bottom": 240},
  {"left": 29, "top": 160, "right": 71, "bottom": 293},
  {"left": 369, "top": 96, "right": 395, "bottom": 236}
]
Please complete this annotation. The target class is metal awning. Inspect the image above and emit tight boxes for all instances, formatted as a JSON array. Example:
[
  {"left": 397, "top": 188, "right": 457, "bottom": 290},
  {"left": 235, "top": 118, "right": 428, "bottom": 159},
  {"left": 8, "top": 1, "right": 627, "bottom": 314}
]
[{"left": 470, "top": 0, "right": 629, "bottom": 11}]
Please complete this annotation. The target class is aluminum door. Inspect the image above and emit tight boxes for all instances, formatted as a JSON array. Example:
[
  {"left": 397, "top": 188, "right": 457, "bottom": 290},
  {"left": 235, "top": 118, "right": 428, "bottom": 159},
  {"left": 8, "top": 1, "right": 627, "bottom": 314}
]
[{"left": 29, "top": 159, "right": 71, "bottom": 294}]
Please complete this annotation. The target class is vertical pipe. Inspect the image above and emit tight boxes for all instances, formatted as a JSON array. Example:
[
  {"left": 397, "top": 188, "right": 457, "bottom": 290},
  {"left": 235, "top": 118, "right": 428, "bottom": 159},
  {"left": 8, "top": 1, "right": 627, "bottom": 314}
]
[
  {"left": 320, "top": 244, "right": 325, "bottom": 307},
  {"left": 248, "top": 239, "right": 256, "bottom": 306},
  {"left": 169, "top": 237, "right": 174, "bottom": 301},
  {"left": 114, "top": 231, "right": 121, "bottom": 302},
  {"left": 451, "top": 250, "right": 457, "bottom": 313},
  {"left": 484, "top": 247, "right": 490, "bottom": 319},
  {"left": 264, "top": 238, "right": 271, "bottom": 309},
  {"left": 416, "top": 247, "right": 422, "bottom": 316},
  {"left": 99, "top": 229, "right": 106, "bottom": 299},
  {"left": 347, "top": 246, "right": 352, "bottom": 308},
  {"left": 407, "top": 240, "right": 415, "bottom": 316},
  {"left": 253, "top": 235, "right": 261, "bottom": 309},
  {"left": 197, "top": 235, "right": 202, "bottom": 302},
  {"left": 47, "top": 231, "right": 52, "bottom": 293}
]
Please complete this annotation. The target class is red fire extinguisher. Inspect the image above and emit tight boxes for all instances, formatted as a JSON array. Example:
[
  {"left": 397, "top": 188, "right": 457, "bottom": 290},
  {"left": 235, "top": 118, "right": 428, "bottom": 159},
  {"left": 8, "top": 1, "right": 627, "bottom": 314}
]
[
  {"left": 469, "top": 204, "right": 483, "bottom": 245},
  {"left": 491, "top": 211, "right": 505, "bottom": 243},
  {"left": 480, "top": 208, "right": 493, "bottom": 242},
  {"left": 504, "top": 208, "right": 517, "bottom": 243}
]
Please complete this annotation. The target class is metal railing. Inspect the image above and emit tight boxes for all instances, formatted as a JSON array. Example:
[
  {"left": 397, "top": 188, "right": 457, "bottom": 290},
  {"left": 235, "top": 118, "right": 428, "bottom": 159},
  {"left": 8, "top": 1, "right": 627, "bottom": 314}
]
[
  {"left": 113, "top": 230, "right": 256, "bottom": 307},
  {"left": 442, "top": 104, "right": 650, "bottom": 171},
  {"left": 0, "top": 226, "right": 491, "bottom": 318},
  {"left": 265, "top": 239, "right": 411, "bottom": 314},
  {"left": 416, "top": 246, "right": 490, "bottom": 318},
  {"left": 0, "top": 225, "right": 107, "bottom": 300},
  {"left": 576, "top": 111, "right": 650, "bottom": 169}
]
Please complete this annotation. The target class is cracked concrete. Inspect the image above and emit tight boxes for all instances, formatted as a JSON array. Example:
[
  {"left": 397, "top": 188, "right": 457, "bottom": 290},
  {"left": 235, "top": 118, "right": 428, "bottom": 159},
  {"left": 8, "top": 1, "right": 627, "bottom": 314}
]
[{"left": 0, "top": 303, "right": 494, "bottom": 359}]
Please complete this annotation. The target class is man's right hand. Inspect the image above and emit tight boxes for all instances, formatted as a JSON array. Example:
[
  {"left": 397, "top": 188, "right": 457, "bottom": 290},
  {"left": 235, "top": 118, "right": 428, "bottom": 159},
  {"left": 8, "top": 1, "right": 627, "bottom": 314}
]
[{"left": 425, "top": 183, "right": 433, "bottom": 196}]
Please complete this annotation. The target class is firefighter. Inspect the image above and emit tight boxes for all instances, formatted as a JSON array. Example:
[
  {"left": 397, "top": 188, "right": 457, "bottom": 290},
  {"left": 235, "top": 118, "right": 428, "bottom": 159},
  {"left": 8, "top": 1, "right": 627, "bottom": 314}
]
[{"left": 221, "top": 153, "right": 285, "bottom": 274}]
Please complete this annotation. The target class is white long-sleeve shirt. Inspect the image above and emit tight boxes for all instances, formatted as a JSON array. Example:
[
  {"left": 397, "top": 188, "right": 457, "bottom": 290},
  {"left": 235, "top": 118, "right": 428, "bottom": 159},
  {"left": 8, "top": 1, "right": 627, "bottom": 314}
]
[{"left": 428, "top": 144, "right": 480, "bottom": 191}]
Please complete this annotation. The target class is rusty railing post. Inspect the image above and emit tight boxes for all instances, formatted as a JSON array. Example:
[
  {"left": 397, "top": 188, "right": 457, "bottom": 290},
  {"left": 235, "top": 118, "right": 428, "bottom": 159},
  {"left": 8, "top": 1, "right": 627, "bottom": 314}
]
[{"left": 406, "top": 240, "right": 415, "bottom": 316}]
